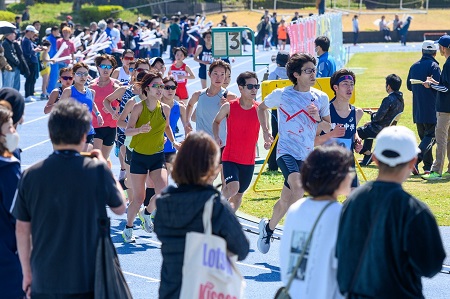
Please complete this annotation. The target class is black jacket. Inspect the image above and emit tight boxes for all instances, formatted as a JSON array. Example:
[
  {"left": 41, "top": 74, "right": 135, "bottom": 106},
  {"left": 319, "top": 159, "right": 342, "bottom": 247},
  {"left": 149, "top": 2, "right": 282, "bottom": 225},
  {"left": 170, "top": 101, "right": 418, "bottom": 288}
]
[
  {"left": 370, "top": 91, "right": 404, "bottom": 133},
  {"left": 2, "top": 39, "right": 20, "bottom": 69},
  {"left": 154, "top": 184, "right": 249, "bottom": 299}
]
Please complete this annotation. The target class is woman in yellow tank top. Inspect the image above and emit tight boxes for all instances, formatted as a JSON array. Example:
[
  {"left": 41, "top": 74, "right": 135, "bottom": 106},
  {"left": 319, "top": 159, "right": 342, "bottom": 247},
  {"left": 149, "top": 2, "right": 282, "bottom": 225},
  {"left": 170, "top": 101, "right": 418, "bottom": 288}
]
[{"left": 123, "top": 71, "right": 181, "bottom": 242}]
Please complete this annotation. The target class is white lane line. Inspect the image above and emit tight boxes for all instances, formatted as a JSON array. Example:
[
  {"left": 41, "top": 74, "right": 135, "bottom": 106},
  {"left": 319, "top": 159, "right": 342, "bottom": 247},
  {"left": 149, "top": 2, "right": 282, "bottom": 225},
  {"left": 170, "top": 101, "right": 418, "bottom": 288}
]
[
  {"left": 123, "top": 271, "right": 160, "bottom": 282},
  {"left": 22, "top": 139, "right": 50, "bottom": 151},
  {"left": 237, "top": 262, "right": 280, "bottom": 273},
  {"left": 23, "top": 115, "right": 49, "bottom": 125}
]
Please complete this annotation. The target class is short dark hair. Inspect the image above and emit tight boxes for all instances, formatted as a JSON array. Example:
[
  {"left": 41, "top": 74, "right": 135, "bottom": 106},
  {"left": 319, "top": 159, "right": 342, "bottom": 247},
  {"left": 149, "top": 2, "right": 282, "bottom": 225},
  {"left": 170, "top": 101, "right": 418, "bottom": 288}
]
[
  {"left": 286, "top": 53, "right": 316, "bottom": 85},
  {"left": 134, "top": 58, "right": 150, "bottom": 69},
  {"left": 315, "top": 36, "right": 330, "bottom": 52},
  {"left": 171, "top": 131, "right": 220, "bottom": 185},
  {"left": 51, "top": 26, "right": 59, "bottom": 32},
  {"left": 422, "top": 49, "right": 437, "bottom": 56},
  {"left": 163, "top": 76, "right": 178, "bottom": 87},
  {"left": 202, "top": 30, "right": 212, "bottom": 39},
  {"left": 42, "top": 40, "right": 51, "bottom": 47},
  {"left": 106, "top": 18, "right": 115, "bottom": 24},
  {"left": 301, "top": 145, "right": 353, "bottom": 197},
  {"left": 49, "top": 100, "right": 91, "bottom": 145},
  {"left": 94, "top": 54, "right": 117, "bottom": 69},
  {"left": 209, "top": 60, "right": 229, "bottom": 74},
  {"left": 330, "top": 69, "right": 356, "bottom": 94},
  {"left": 172, "top": 46, "right": 187, "bottom": 57},
  {"left": 236, "top": 71, "right": 258, "bottom": 86},
  {"left": 59, "top": 67, "right": 73, "bottom": 76},
  {"left": 72, "top": 62, "right": 89, "bottom": 74},
  {"left": 136, "top": 71, "right": 163, "bottom": 97},
  {"left": 122, "top": 49, "right": 135, "bottom": 58},
  {"left": 377, "top": 160, "right": 409, "bottom": 174},
  {"left": 386, "top": 74, "right": 402, "bottom": 91}
]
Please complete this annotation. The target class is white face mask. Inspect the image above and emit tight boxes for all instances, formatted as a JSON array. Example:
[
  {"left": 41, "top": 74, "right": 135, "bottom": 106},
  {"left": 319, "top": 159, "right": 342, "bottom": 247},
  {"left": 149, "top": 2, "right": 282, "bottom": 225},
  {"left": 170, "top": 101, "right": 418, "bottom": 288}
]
[{"left": 4, "top": 132, "right": 19, "bottom": 152}]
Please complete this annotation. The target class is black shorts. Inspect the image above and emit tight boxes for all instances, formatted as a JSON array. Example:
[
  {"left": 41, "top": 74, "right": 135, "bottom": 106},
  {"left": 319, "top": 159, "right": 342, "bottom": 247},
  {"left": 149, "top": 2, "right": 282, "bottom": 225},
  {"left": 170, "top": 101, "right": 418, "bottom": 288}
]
[
  {"left": 130, "top": 151, "right": 166, "bottom": 174},
  {"left": 165, "top": 152, "right": 176, "bottom": 163},
  {"left": 125, "top": 147, "right": 133, "bottom": 165},
  {"left": 277, "top": 154, "right": 303, "bottom": 189},
  {"left": 222, "top": 161, "right": 254, "bottom": 193},
  {"left": 94, "top": 127, "right": 116, "bottom": 146},
  {"left": 86, "top": 134, "right": 94, "bottom": 145}
]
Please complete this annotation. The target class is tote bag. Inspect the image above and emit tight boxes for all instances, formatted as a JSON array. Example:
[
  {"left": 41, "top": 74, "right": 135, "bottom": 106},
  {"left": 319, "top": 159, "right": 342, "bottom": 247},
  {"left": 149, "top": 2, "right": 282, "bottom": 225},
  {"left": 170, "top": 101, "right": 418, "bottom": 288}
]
[{"left": 179, "top": 194, "right": 245, "bottom": 299}]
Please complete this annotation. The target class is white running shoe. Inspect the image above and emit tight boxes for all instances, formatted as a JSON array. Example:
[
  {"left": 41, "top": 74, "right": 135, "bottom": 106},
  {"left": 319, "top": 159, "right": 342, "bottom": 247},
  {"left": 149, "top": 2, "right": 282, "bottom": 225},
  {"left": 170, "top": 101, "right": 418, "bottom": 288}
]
[
  {"left": 118, "top": 169, "right": 126, "bottom": 181},
  {"left": 122, "top": 227, "right": 136, "bottom": 243},
  {"left": 138, "top": 208, "right": 154, "bottom": 233},
  {"left": 257, "top": 218, "right": 272, "bottom": 254}
]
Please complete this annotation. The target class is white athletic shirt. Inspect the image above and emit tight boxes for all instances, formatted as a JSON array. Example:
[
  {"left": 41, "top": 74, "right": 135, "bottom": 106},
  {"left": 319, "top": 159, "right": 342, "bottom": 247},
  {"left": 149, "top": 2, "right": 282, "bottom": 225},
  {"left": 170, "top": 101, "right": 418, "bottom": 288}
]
[
  {"left": 117, "top": 67, "right": 131, "bottom": 85},
  {"left": 280, "top": 198, "right": 344, "bottom": 299},
  {"left": 264, "top": 86, "right": 329, "bottom": 160}
]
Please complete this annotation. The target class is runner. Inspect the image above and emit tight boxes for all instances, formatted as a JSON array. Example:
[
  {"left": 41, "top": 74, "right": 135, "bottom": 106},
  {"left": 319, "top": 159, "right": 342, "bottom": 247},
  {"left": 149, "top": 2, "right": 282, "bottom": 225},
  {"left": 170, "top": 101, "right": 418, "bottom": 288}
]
[
  {"left": 168, "top": 46, "right": 195, "bottom": 106},
  {"left": 111, "top": 49, "right": 135, "bottom": 85},
  {"left": 256, "top": 53, "right": 330, "bottom": 254},
  {"left": 213, "top": 71, "right": 261, "bottom": 212},
  {"left": 194, "top": 31, "right": 213, "bottom": 89},
  {"left": 122, "top": 71, "right": 181, "bottom": 242},
  {"left": 59, "top": 62, "right": 104, "bottom": 152},
  {"left": 44, "top": 67, "right": 73, "bottom": 114}
]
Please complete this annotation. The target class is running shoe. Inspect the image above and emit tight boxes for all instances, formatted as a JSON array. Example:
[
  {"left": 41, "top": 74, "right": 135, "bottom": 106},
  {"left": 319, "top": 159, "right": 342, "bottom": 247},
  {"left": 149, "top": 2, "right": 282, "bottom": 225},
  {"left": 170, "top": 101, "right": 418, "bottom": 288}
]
[
  {"left": 138, "top": 208, "right": 154, "bottom": 233},
  {"left": 442, "top": 172, "right": 450, "bottom": 179},
  {"left": 421, "top": 171, "right": 442, "bottom": 181},
  {"left": 257, "top": 218, "right": 272, "bottom": 254},
  {"left": 122, "top": 227, "right": 135, "bottom": 243},
  {"left": 118, "top": 169, "right": 126, "bottom": 181}
]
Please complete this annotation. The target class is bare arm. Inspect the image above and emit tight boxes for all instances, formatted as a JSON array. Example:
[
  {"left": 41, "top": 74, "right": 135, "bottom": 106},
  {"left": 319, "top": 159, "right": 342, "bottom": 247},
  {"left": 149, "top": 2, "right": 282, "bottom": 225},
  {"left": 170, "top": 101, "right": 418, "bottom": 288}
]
[
  {"left": 16, "top": 220, "right": 32, "bottom": 298},
  {"left": 183, "top": 65, "right": 196, "bottom": 80},
  {"left": 125, "top": 103, "right": 148, "bottom": 136},
  {"left": 111, "top": 68, "right": 119, "bottom": 79},
  {"left": 185, "top": 91, "right": 201, "bottom": 135},
  {"left": 117, "top": 99, "right": 135, "bottom": 128},
  {"left": 193, "top": 45, "right": 206, "bottom": 64},
  {"left": 178, "top": 103, "right": 187, "bottom": 128},
  {"left": 102, "top": 86, "right": 126, "bottom": 119},
  {"left": 257, "top": 102, "right": 274, "bottom": 149},
  {"left": 162, "top": 103, "right": 181, "bottom": 149},
  {"left": 44, "top": 89, "right": 60, "bottom": 114},
  {"left": 212, "top": 102, "right": 230, "bottom": 147},
  {"left": 59, "top": 86, "right": 72, "bottom": 101}
]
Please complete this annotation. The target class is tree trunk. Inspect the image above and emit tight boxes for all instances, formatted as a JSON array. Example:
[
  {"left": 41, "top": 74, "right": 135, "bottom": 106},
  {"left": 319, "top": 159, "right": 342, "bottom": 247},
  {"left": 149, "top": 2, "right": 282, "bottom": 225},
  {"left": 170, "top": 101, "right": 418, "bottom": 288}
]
[
  {"left": 0, "top": 0, "right": 5, "bottom": 11},
  {"left": 72, "top": 0, "right": 82, "bottom": 12}
]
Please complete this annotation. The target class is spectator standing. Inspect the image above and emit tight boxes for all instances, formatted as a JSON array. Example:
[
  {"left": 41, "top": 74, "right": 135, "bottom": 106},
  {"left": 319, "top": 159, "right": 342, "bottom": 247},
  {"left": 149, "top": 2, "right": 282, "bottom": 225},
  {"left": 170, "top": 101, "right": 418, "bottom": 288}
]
[
  {"left": 32, "top": 21, "right": 41, "bottom": 46},
  {"left": 56, "top": 27, "right": 75, "bottom": 68},
  {"left": 317, "top": 0, "right": 325, "bottom": 15},
  {"left": 46, "top": 26, "right": 60, "bottom": 94},
  {"left": 66, "top": 15, "right": 74, "bottom": 27},
  {"left": 393, "top": 14, "right": 402, "bottom": 41},
  {"left": 422, "top": 35, "right": 450, "bottom": 180},
  {"left": 13, "top": 100, "right": 126, "bottom": 299},
  {"left": 0, "top": 88, "right": 25, "bottom": 299},
  {"left": 277, "top": 19, "right": 287, "bottom": 50},
  {"left": 280, "top": 145, "right": 353, "bottom": 299},
  {"left": 256, "top": 16, "right": 272, "bottom": 51},
  {"left": 14, "top": 16, "right": 21, "bottom": 39},
  {"left": 406, "top": 40, "right": 441, "bottom": 175},
  {"left": 105, "top": 18, "right": 122, "bottom": 66},
  {"left": 357, "top": 74, "right": 405, "bottom": 165},
  {"left": 270, "top": 12, "right": 279, "bottom": 49},
  {"left": 315, "top": 36, "right": 336, "bottom": 78},
  {"left": 291, "top": 11, "right": 300, "bottom": 22},
  {"left": 21, "top": 6, "right": 30, "bottom": 21},
  {"left": 154, "top": 131, "right": 249, "bottom": 299},
  {"left": 168, "top": 17, "right": 182, "bottom": 61},
  {"left": 2, "top": 32, "right": 21, "bottom": 91},
  {"left": 352, "top": 15, "right": 359, "bottom": 45},
  {"left": 22, "top": 25, "right": 41, "bottom": 101},
  {"left": 336, "top": 126, "right": 445, "bottom": 298},
  {"left": 399, "top": 16, "right": 412, "bottom": 46}
]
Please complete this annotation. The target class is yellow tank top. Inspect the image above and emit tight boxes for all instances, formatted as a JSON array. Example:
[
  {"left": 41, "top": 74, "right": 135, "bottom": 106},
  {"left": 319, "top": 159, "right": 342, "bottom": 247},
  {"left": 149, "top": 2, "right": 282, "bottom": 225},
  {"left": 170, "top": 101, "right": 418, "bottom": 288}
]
[{"left": 129, "top": 101, "right": 166, "bottom": 155}]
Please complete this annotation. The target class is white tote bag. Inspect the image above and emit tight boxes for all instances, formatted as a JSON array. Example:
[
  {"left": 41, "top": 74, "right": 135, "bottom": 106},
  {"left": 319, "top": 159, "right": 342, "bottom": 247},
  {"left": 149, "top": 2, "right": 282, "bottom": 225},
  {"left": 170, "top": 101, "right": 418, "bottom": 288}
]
[{"left": 179, "top": 194, "right": 245, "bottom": 299}]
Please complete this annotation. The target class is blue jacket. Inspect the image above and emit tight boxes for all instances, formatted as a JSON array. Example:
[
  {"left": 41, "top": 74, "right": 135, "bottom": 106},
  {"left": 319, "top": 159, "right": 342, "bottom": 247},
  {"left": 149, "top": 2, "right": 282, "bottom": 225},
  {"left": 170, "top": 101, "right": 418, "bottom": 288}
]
[
  {"left": 407, "top": 54, "right": 441, "bottom": 124},
  {"left": 21, "top": 36, "right": 38, "bottom": 64},
  {"left": 317, "top": 52, "right": 336, "bottom": 78},
  {"left": 0, "top": 154, "right": 24, "bottom": 299}
]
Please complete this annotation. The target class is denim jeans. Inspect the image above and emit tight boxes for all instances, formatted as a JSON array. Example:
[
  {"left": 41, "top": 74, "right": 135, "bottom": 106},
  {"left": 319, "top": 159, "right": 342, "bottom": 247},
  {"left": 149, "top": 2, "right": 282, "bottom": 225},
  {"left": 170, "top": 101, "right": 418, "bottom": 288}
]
[
  {"left": 2, "top": 67, "right": 20, "bottom": 91},
  {"left": 431, "top": 112, "right": 450, "bottom": 174}
]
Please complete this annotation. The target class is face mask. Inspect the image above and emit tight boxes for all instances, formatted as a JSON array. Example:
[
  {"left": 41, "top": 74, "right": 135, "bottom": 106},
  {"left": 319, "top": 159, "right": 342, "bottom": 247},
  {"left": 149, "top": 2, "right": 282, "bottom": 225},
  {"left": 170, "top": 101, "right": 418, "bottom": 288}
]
[{"left": 4, "top": 132, "right": 19, "bottom": 152}]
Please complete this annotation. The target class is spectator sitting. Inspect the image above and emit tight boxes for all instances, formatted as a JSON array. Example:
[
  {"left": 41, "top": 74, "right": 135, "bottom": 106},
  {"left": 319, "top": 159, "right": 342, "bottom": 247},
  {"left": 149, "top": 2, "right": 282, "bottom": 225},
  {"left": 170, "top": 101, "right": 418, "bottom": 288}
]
[{"left": 379, "top": 15, "right": 391, "bottom": 41}]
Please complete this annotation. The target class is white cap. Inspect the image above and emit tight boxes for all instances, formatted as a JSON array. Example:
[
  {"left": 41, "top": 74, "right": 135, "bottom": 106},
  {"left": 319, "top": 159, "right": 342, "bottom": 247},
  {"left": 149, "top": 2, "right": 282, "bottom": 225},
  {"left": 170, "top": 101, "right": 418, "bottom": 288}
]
[
  {"left": 373, "top": 126, "right": 420, "bottom": 167},
  {"left": 25, "top": 25, "right": 38, "bottom": 34},
  {"left": 422, "top": 40, "right": 437, "bottom": 50},
  {"left": 45, "top": 27, "right": 51, "bottom": 35}
]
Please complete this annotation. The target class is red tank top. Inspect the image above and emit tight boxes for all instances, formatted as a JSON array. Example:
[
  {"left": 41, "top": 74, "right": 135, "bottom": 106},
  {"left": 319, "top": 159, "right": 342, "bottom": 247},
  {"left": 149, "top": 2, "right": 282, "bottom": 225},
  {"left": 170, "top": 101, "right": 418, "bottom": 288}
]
[
  {"left": 222, "top": 99, "right": 260, "bottom": 165},
  {"left": 170, "top": 63, "right": 189, "bottom": 100},
  {"left": 91, "top": 79, "right": 119, "bottom": 128}
]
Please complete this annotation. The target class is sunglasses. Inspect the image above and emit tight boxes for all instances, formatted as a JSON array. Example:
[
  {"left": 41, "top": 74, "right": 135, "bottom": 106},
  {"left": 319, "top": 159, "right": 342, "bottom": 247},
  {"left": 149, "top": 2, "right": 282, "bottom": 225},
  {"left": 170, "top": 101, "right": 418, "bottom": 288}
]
[
  {"left": 61, "top": 76, "right": 73, "bottom": 80},
  {"left": 243, "top": 84, "right": 260, "bottom": 90},
  {"left": 301, "top": 68, "right": 317, "bottom": 74},
  {"left": 164, "top": 85, "right": 177, "bottom": 90},
  {"left": 75, "top": 72, "right": 89, "bottom": 77},
  {"left": 99, "top": 64, "right": 113, "bottom": 70},
  {"left": 136, "top": 68, "right": 148, "bottom": 73},
  {"left": 150, "top": 83, "right": 165, "bottom": 89},
  {"left": 129, "top": 67, "right": 135, "bottom": 72},
  {"left": 123, "top": 56, "right": 135, "bottom": 61}
]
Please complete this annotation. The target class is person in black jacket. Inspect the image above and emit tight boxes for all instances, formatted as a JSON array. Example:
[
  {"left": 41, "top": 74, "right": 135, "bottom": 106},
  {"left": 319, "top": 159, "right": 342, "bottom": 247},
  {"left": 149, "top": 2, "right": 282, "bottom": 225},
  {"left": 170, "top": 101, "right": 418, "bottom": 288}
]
[
  {"left": 2, "top": 32, "right": 21, "bottom": 91},
  {"left": 406, "top": 40, "right": 441, "bottom": 174},
  {"left": 336, "top": 126, "right": 445, "bottom": 299},
  {"left": 154, "top": 131, "right": 250, "bottom": 299},
  {"left": 357, "top": 74, "right": 404, "bottom": 165}
]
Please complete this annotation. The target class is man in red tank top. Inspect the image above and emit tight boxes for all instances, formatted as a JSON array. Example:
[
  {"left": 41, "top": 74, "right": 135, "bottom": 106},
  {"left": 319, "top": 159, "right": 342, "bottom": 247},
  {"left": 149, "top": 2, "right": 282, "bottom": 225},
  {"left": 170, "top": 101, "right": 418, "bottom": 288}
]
[{"left": 213, "top": 71, "right": 263, "bottom": 211}]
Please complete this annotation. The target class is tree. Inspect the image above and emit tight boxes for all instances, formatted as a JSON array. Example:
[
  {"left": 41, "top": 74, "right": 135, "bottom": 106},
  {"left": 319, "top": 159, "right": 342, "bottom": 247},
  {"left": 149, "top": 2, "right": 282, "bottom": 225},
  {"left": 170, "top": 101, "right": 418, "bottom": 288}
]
[
  {"left": 73, "top": 0, "right": 82, "bottom": 12},
  {"left": 0, "top": 0, "right": 5, "bottom": 11}
]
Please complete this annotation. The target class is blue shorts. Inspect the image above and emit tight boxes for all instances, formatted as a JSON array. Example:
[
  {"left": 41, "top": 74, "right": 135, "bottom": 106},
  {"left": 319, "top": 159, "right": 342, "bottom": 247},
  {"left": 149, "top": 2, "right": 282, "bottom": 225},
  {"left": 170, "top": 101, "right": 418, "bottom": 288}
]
[
  {"left": 199, "top": 66, "right": 207, "bottom": 80},
  {"left": 277, "top": 155, "right": 303, "bottom": 189},
  {"left": 222, "top": 161, "right": 254, "bottom": 193}
]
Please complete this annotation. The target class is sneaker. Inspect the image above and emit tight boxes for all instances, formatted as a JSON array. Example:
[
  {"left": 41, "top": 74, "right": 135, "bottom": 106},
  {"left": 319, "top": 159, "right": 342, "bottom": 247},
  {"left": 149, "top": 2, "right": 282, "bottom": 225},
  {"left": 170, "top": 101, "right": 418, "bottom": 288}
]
[
  {"left": 25, "top": 96, "right": 36, "bottom": 103},
  {"left": 138, "top": 208, "right": 154, "bottom": 233},
  {"left": 257, "top": 218, "right": 272, "bottom": 254},
  {"left": 122, "top": 227, "right": 136, "bottom": 243},
  {"left": 442, "top": 172, "right": 450, "bottom": 178},
  {"left": 421, "top": 171, "right": 442, "bottom": 181},
  {"left": 118, "top": 169, "right": 126, "bottom": 181},
  {"left": 423, "top": 170, "right": 431, "bottom": 175}
]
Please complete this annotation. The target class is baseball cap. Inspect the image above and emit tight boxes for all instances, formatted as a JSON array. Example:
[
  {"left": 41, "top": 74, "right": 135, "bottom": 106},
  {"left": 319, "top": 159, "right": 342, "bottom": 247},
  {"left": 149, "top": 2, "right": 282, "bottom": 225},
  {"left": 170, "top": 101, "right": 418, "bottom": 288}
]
[
  {"left": 276, "top": 51, "right": 290, "bottom": 67},
  {"left": 67, "top": 15, "right": 73, "bottom": 20},
  {"left": 373, "top": 126, "right": 420, "bottom": 167},
  {"left": 422, "top": 40, "right": 437, "bottom": 50},
  {"left": 25, "top": 25, "right": 38, "bottom": 34},
  {"left": 435, "top": 35, "right": 450, "bottom": 48},
  {"left": 150, "top": 57, "right": 164, "bottom": 67},
  {"left": 45, "top": 27, "right": 51, "bottom": 35}
]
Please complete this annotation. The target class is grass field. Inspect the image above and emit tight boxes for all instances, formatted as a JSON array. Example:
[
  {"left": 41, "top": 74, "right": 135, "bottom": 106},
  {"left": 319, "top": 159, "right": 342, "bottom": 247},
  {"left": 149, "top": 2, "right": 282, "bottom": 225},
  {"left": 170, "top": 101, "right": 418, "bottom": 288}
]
[{"left": 240, "top": 52, "right": 450, "bottom": 226}]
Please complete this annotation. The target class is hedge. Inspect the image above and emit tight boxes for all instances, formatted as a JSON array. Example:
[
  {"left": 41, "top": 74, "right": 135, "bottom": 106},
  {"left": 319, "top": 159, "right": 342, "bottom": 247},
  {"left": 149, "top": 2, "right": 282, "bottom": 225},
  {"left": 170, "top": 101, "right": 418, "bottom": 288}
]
[
  {"left": 21, "top": 19, "right": 61, "bottom": 37},
  {"left": 6, "top": 2, "right": 26, "bottom": 14},
  {"left": 79, "top": 5, "right": 124, "bottom": 24},
  {"left": 0, "top": 11, "right": 18, "bottom": 23}
]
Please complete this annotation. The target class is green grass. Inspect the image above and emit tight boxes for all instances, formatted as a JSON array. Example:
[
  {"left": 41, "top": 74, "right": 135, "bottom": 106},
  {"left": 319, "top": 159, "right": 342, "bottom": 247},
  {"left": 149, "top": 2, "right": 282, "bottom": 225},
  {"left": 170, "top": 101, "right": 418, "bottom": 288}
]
[{"left": 241, "top": 52, "right": 450, "bottom": 226}]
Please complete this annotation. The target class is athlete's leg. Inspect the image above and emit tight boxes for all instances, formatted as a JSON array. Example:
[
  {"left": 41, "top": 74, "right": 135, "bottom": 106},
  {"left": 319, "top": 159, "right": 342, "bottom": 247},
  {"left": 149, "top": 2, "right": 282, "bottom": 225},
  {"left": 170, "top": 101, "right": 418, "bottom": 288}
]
[{"left": 146, "top": 168, "right": 168, "bottom": 213}]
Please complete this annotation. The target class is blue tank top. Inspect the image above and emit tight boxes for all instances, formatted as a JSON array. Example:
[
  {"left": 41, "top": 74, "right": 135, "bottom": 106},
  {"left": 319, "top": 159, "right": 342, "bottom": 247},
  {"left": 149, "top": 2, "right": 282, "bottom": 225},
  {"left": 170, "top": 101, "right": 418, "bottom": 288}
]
[
  {"left": 164, "top": 101, "right": 180, "bottom": 153},
  {"left": 71, "top": 86, "right": 95, "bottom": 135},
  {"left": 329, "top": 100, "right": 356, "bottom": 151}
]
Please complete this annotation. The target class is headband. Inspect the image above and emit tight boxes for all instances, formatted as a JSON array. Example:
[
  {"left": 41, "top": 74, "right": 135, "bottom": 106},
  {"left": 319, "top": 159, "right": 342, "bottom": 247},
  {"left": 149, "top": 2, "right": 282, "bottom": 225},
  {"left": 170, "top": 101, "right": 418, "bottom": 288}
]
[{"left": 336, "top": 75, "right": 354, "bottom": 85}]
